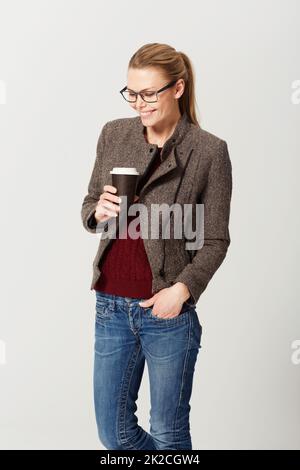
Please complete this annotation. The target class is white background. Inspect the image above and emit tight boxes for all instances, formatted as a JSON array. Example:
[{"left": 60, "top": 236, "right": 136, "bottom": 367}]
[{"left": 0, "top": 0, "right": 299, "bottom": 449}]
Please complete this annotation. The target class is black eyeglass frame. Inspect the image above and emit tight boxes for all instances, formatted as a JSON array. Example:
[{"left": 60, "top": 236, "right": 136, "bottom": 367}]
[{"left": 119, "top": 79, "right": 178, "bottom": 103}]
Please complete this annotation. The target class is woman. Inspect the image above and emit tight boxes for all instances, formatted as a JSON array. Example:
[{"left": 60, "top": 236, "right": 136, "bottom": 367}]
[{"left": 81, "top": 43, "right": 232, "bottom": 450}]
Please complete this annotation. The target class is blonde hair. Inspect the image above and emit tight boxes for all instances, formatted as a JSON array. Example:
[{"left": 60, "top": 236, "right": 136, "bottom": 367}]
[{"left": 128, "top": 42, "right": 200, "bottom": 127}]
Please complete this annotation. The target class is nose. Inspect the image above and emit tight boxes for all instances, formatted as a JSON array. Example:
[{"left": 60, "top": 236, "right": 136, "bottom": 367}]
[{"left": 136, "top": 94, "right": 145, "bottom": 108}]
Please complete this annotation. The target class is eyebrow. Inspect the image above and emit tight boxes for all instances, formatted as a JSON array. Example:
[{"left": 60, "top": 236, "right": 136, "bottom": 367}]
[{"left": 126, "top": 86, "right": 155, "bottom": 92}]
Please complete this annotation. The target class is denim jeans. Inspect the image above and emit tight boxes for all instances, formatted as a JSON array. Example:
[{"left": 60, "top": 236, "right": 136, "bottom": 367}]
[{"left": 93, "top": 290, "right": 202, "bottom": 450}]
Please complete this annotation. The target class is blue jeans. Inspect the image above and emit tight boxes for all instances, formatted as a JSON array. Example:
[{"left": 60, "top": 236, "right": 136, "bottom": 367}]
[{"left": 93, "top": 290, "right": 202, "bottom": 450}]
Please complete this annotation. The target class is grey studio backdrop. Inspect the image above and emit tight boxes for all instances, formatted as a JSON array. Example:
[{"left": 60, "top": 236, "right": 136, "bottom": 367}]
[{"left": 0, "top": 0, "right": 299, "bottom": 450}]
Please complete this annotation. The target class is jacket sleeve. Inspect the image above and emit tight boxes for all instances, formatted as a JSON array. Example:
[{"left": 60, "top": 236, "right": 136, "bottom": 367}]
[
  {"left": 81, "top": 122, "right": 110, "bottom": 234},
  {"left": 173, "top": 140, "right": 233, "bottom": 305}
]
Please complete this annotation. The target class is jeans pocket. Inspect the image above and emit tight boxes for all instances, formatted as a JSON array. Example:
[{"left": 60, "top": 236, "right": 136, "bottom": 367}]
[
  {"left": 146, "top": 305, "right": 189, "bottom": 325},
  {"left": 95, "top": 297, "right": 115, "bottom": 323}
]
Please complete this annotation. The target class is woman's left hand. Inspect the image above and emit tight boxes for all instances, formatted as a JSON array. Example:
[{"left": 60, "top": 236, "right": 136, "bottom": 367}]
[{"left": 139, "top": 282, "right": 191, "bottom": 319}]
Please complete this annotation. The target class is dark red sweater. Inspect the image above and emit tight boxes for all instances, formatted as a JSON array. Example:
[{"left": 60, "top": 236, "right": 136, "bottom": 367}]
[{"left": 94, "top": 146, "right": 163, "bottom": 298}]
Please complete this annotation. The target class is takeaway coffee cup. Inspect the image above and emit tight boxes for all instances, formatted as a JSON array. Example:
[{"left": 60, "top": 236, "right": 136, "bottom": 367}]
[{"left": 110, "top": 167, "right": 140, "bottom": 211}]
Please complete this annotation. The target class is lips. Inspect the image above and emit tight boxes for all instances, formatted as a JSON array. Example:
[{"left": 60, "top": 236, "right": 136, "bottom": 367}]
[{"left": 140, "top": 110, "right": 156, "bottom": 116}]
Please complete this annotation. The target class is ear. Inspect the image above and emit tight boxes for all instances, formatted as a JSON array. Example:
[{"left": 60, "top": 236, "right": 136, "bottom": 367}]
[{"left": 175, "top": 78, "right": 185, "bottom": 99}]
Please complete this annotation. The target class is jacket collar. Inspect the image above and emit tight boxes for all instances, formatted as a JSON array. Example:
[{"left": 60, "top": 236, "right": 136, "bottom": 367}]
[
  {"left": 135, "top": 110, "right": 191, "bottom": 158},
  {"left": 132, "top": 110, "right": 194, "bottom": 197}
]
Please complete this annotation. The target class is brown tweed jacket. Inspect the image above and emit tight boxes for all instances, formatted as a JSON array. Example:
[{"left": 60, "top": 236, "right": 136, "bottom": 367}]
[{"left": 81, "top": 111, "right": 232, "bottom": 305}]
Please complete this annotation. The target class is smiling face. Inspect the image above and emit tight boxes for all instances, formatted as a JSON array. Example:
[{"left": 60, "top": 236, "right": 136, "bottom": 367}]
[{"left": 126, "top": 67, "right": 185, "bottom": 126}]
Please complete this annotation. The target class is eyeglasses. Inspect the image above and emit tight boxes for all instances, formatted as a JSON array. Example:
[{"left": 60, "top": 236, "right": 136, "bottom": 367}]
[{"left": 119, "top": 80, "right": 178, "bottom": 103}]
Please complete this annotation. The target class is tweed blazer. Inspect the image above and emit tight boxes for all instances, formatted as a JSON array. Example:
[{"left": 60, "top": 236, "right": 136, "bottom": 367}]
[{"left": 81, "top": 111, "right": 232, "bottom": 305}]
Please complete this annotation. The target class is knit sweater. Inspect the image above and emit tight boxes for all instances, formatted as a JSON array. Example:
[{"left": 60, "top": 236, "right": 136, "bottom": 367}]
[{"left": 94, "top": 146, "right": 163, "bottom": 298}]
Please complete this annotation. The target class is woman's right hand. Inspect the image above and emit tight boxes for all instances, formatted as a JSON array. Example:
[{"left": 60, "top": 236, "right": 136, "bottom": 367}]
[{"left": 94, "top": 185, "right": 121, "bottom": 223}]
